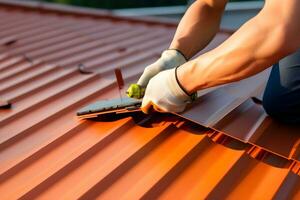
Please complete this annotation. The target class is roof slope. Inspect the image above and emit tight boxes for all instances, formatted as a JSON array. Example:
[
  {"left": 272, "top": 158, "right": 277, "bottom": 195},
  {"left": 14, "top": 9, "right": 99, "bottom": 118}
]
[{"left": 0, "top": 1, "right": 299, "bottom": 199}]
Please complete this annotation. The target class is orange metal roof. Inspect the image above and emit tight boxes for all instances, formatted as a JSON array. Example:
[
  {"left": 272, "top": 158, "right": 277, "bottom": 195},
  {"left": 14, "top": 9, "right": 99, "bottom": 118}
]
[{"left": 0, "top": 1, "right": 299, "bottom": 199}]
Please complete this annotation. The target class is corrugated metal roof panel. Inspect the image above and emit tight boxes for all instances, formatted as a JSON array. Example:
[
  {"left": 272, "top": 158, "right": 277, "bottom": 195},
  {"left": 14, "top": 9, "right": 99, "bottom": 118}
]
[
  {"left": 212, "top": 96, "right": 300, "bottom": 162},
  {"left": 0, "top": 1, "right": 299, "bottom": 199}
]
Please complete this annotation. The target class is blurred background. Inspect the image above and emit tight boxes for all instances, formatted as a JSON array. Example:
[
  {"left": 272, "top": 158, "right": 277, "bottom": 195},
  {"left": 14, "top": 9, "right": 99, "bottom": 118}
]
[
  {"left": 29, "top": 0, "right": 264, "bottom": 29},
  {"left": 32, "top": 0, "right": 260, "bottom": 9}
]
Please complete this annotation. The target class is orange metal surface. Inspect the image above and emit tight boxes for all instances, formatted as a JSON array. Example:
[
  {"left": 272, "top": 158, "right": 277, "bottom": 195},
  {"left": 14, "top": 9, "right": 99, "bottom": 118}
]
[{"left": 0, "top": 1, "right": 299, "bottom": 199}]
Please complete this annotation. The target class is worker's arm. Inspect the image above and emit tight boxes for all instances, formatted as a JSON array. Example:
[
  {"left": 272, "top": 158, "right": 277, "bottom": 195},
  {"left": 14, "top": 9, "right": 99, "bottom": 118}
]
[
  {"left": 141, "top": 0, "right": 300, "bottom": 114},
  {"left": 178, "top": 0, "right": 300, "bottom": 93},
  {"left": 170, "top": 0, "right": 228, "bottom": 59},
  {"left": 128, "top": 0, "right": 228, "bottom": 95}
]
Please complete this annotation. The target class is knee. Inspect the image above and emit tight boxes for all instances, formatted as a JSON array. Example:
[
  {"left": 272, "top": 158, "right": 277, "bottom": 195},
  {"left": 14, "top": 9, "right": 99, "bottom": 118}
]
[
  {"left": 262, "top": 98, "right": 278, "bottom": 116},
  {"left": 262, "top": 93, "right": 281, "bottom": 118},
  {"left": 262, "top": 91, "right": 299, "bottom": 124}
]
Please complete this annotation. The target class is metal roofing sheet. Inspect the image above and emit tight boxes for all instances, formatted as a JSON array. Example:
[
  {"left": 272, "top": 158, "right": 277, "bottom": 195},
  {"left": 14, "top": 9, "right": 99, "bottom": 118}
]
[{"left": 0, "top": 1, "right": 299, "bottom": 199}]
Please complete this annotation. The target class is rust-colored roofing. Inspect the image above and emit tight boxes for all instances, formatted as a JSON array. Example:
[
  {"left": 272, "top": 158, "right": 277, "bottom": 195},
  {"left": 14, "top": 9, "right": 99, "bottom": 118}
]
[{"left": 0, "top": 1, "right": 299, "bottom": 199}]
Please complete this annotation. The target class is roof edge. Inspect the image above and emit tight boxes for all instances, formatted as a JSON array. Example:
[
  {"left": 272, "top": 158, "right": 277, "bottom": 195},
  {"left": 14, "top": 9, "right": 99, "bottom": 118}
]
[{"left": 0, "top": 0, "right": 234, "bottom": 34}]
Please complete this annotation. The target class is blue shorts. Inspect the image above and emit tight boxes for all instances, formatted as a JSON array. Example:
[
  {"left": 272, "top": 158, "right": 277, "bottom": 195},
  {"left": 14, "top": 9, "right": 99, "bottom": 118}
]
[{"left": 263, "top": 50, "right": 300, "bottom": 124}]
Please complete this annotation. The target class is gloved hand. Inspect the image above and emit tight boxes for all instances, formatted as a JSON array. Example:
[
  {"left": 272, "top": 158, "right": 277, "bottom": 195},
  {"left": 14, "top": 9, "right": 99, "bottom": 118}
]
[
  {"left": 137, "top": 49, "right": 187, "bottom": 87},
  {"left": 127, "top": 49, "right": 187, "bottom": 99},
  {"left": 141, "top": 67, "right": 196, "bottom": 114}
]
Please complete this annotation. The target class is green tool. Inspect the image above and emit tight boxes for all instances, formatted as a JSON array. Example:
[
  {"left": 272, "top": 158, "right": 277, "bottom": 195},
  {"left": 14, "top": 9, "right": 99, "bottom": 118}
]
[
  {"left": 126, "top": 83, "right": 197, "bottom": 101},
  {"left": 126, "top": 83, "right": 146, "bottom": 99}
]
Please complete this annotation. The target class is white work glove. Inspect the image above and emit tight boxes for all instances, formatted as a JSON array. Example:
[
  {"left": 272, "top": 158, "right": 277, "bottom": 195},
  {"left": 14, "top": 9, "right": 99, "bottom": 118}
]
[
  {"left": 141, "top": 67, "right": 196, "bottom": 114},
  {"left": 137, "top": 49, "right": 187, "bottom": 87}
]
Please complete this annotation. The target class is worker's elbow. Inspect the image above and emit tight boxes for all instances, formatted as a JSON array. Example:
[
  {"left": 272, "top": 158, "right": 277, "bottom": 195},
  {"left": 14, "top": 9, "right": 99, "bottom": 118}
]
[
  {"left": 275, "top": 24, "right": 300, "bottom": 55},
  {"left": 257, "top": 21, "right": 300, "bottom": 58},
  {"left": 258, "top": 8, "right": 300, "bottom": 55},
  {"left": 256, "top": 0, "right": 300, "bottom": 54},
  {"left": 270, "top": 27, "right": 292, "bottom": 56}
]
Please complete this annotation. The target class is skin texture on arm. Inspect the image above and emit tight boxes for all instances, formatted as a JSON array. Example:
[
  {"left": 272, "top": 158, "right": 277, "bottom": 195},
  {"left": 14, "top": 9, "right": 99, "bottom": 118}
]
[
  {"left": 177, "top": 0, "right": 300, "bottom": 94},
  {"left": 169, "top": 0, "right": 228, "bottom": 59}
]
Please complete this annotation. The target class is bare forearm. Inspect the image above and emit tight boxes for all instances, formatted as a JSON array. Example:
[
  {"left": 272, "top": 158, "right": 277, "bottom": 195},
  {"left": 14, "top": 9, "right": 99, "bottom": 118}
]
[
  {"left": 170, "top": 0, "right": 227, "bottom": 59},
  {"left": 178, "top": 1, "right": 300, "bottom": 93}
]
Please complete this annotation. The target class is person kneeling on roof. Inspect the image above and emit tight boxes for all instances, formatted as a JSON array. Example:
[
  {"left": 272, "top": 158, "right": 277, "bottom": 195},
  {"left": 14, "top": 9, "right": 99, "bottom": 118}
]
[{"left": 127, "top": 0, "right": 300, "bottom": 124}]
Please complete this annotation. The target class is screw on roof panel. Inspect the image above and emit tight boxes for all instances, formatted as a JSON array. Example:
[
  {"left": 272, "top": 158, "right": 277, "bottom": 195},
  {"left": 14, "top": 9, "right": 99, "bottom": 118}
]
[
  {"left": 78, "top": 63, "right": 93, "bottom": 74},
  {"left": 0, "top": 100, "right": 12, "bottom": 109}
]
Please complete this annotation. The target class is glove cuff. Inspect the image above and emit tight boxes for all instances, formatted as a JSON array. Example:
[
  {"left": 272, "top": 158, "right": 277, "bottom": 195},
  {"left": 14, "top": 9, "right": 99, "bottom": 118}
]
[
  {"left": 137, "top": 49, "right": 187, "bottom": 87},
  {"left": 175, "top": 66, "right": 197, "bottom": 101},
  {"left": 167, "top": 49, "right": 188, "bottom": 61},
  {"left": 168, "top": 68, "right": 197, "bottom": 103},
  {"left": 160, "top": 49, "right": 187, "bottom": 68}
]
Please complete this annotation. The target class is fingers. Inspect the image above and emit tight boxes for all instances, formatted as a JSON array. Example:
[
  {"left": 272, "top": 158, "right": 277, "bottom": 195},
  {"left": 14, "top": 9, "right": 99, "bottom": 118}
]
[
  {"left": 136, "top": 72, "right": 150, "bottom": 87},
  {"left": 137, "top": 63, "right": 161, "bottom": 87},
  {"left": 153, "top": 104, "right": 166, "bottom": 112},
  {"left": 141, "top": 100, "right": 166, "bottom": 114},
  {"left": 141, "top": 100, "right": 153, "bottom": 114}
]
